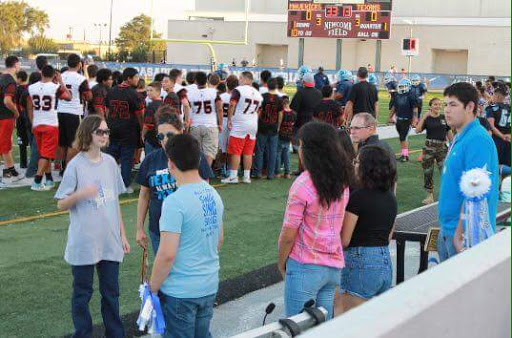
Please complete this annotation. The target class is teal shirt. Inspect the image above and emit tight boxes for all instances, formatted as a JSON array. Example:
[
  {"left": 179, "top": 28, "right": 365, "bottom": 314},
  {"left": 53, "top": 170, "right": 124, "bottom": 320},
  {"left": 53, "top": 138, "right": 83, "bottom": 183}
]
[
  {"left": 439, "top": 118, "right": 499, "bottom": 236},
  {"left": 159, "top": 181, "right": 224, "bottom": 298}
]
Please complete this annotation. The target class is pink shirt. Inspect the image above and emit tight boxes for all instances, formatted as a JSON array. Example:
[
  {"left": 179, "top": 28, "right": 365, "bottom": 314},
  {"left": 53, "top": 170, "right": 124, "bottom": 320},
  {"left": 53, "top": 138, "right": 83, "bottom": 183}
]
[{"left": 280, "top": 171, "right": 349, "bottom": 269}]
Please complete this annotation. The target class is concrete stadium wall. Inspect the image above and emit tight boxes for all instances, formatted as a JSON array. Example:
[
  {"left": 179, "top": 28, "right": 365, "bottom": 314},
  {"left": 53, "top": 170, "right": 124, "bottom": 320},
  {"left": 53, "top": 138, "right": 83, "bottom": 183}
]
[{"left": 302, "top": 228, "right": 512, "bottom": 338}]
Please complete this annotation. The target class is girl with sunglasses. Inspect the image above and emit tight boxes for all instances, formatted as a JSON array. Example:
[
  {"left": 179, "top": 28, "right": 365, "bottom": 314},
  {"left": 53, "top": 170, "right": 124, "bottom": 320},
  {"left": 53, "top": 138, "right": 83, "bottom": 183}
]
[
  {"left": 135, "top": 105, "right": 214, "bottom": 254},
  {"left": 54, "top": 114, "right": 130, "bottom": 337}
]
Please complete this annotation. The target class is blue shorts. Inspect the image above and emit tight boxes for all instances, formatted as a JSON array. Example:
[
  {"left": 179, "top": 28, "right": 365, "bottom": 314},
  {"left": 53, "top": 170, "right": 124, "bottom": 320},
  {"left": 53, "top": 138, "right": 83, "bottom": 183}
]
[{"left": 340, "top": 246, "right": 392, "bottom": 300}]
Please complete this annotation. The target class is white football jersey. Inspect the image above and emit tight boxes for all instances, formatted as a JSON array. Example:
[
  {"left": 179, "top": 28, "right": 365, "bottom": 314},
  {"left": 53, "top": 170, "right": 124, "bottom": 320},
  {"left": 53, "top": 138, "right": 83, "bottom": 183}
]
[
  {"left": 220, "top": 92, "right": 231, "bottom": 129},
  {"left": 186, "top": 84, "right": 198, "bottom": 92},
  {"left": 230, "top": 85, "right": 263, "bottom": 139},
  {"left": 28, "top": 81, "right": 64, "bottom": 128},
  {"left": 188, "top": 87, "right": 220, "bottom": 128},
  {"left": 58, "top": 71, "right": 88, "bottom": 115}
]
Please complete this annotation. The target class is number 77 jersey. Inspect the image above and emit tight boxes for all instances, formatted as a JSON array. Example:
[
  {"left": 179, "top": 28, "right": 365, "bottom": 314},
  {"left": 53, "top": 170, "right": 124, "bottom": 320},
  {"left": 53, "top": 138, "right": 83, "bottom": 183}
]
[
  {"left": 28, "top": 81, "right": 67, "bottom": 128},
  {"left": 230, "top": 85, "right": 263, "bottom": 140}
]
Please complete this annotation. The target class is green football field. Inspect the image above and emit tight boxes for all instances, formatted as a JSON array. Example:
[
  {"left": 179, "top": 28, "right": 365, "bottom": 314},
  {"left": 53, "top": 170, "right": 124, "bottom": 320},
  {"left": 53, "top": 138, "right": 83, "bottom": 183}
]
[{"left": 0, "top": 93, "right": 444, "bottom": 337}]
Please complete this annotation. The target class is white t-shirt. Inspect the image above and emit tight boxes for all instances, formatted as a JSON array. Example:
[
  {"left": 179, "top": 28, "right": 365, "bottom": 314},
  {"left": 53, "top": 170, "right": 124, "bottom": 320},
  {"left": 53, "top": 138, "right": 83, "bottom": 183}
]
[
  {"left": 186, "top": 84, "right": 198, "bottom": 92},
  {"left": 28, "top": 81, "right": 65, "bottom": 128},
  {"left": 188, "top": 87, "right": 220, "bottom": 128},
  {"left": 88, "top": 79, "right": 98, "bottom": 88},
  {"left": 230, "top": 85, "right": 263, "bottom": 139},
  {"left": 58, "top": 71, "right": 89, "bottom": 115}
]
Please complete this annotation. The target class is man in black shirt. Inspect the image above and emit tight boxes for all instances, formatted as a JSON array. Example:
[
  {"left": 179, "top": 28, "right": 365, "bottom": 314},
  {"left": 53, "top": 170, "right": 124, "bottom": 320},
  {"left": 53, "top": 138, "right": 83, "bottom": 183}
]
[
  {"left": 486, "top": 86, "right": 511, "bottom": 167},
  {"left": 88, "top": 68, "right": 113, "bottom": 116},
  {"left": 313, "top": 85, "right": 343, "bottom": 128},
  {"left": 0, "top": 56, "right": 21, "bottom": 184},
  {"left": 105, "top": 67, "right": 144, "bottom": 193},
  {"left": 344, "top": 67, "right": 379, "bottom": 124},
  {"left": 254, "top": 78, "right": 283, "bottom": 179}
]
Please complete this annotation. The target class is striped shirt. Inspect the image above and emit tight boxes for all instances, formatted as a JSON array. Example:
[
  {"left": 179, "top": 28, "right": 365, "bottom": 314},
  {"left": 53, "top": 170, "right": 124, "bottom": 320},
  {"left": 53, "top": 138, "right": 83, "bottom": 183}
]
[{"left": 281, "top": 171, "right": 349, "bottom": 268}]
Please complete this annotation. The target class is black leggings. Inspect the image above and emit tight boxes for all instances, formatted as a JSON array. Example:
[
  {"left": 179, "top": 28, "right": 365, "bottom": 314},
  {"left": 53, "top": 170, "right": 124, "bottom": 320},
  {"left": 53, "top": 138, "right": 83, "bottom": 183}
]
[{"left": 395, "top": 119, "right": 412, "bottom": 142}]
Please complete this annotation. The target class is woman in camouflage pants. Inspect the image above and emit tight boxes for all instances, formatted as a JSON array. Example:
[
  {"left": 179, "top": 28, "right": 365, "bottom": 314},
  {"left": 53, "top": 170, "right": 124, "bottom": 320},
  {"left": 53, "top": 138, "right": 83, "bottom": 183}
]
[{"left": 415, "top": 98, "right": 453, "bottom": 204}]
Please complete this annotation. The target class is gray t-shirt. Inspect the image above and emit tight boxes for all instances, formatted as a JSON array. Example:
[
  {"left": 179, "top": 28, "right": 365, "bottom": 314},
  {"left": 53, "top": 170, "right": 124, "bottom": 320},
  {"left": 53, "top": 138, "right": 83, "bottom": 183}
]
[{"left": 55, "top": 152, "right": 126, "bottom": 265}]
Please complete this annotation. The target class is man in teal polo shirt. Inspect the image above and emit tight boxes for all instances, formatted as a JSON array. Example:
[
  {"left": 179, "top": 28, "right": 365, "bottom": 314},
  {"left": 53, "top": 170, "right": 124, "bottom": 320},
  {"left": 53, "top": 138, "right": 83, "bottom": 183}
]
[{"left": 438, "top": 82, "right": 499, "bottom": 262}]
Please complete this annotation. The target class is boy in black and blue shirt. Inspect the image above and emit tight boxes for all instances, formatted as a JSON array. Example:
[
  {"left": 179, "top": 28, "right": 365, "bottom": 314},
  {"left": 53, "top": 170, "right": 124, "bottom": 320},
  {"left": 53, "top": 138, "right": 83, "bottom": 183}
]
[{"left": 390, "top": 79, "right": 418, "bottom": 162}]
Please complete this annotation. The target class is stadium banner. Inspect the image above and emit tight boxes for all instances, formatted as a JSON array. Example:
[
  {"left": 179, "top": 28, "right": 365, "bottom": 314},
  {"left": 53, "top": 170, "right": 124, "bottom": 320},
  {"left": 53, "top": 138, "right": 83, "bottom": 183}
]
[{"left": 11, "top": 60, "right": 510, "bottom": 91}]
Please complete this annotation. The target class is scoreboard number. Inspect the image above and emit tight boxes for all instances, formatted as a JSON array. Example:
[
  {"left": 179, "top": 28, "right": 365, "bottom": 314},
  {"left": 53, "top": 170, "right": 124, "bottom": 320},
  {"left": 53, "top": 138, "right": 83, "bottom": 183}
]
[
  {"left": 292, "top": 28, "right": 298, "bottom": 37},
  {"left": 306, "top": 10, "right": 312, "bottom": 20},
  {"left": 316, "top": 17, "right": 322, "bottom": 26},
  {"left": 342, "top": 6, "right": 352, "bottom": 17},
  {"left": 355, "top": 17, "right": 360, "bottom": 27},
  {"left": 383, "top": 22, "right": 388, "bottom": 31},
  {"left": 371, "top": 11, "right": 378, "bottom": 22},
  {"left": 325, "top": 6, "right": 338, "bottom": 18}
]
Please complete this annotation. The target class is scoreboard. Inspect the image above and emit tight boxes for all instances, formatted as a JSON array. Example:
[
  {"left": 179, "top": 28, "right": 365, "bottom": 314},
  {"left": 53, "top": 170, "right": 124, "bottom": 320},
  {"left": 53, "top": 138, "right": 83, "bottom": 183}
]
[{"left": 287, "top": 0, "right": 393, "bottom": 40}]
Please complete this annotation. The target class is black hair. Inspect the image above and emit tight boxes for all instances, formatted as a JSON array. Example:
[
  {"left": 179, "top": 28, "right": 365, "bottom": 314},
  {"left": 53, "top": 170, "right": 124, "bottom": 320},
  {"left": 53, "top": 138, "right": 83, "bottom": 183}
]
[
  {"left": 276, "top": 76, "right": 285, "bottom": 90},
  {"left": 87, "top": 64, "right": 98, "bottom": 78},
  {"left": 475, "top": 81, "right": 483, "bottom": 89},
  {"left": 267, "top": 78, "right": 277, "bottom": 91},
  {"left": 298, "top": 122, "right": 352, "bottom": 208},
  {"left": 429, "top": 97, "right": 441, "bottom": 106},
  {"left": 35, "top": 55, "right": 48, "bottom": 71},
  {"left": 252, "top": 82, "right": 260, "bottom": 90},
  {"left": 164, "top": 134, "right": 201, "bottom": 171},
  {"left": 357, "top": 145, "right": 397, "bottom": 191},
  {"left": 60, "top": 66, "right": 69, "bottom": 73},
  {"left": 217, "top": 83, "right": 227, "bottom": 93},
  {"left": 67, "top": 54, "right": 81, "bottom": 68},
  {"left": 241, "top": 71, "right": 254, "bottom": 81},
  {"left": 154, "top": 73, "right": 168, "bottom": 82},
  {"left": 122, "top": 67, "right": 138, "bottom": 81},
  {"left": 156, "top": 105, "right": 184, "bottom": 130},
  {"left": 226, "top": 74, "right": 239, "bottom": 91},
  {"left": 96, "top": 68, "right": 112, "bottom": 84},
  {"left": 16, "top": 70, "right": 28, "bottom": 82},
  {"left": 137, "top": 78, "right": 146, "bottom": 89},
  {"left": 28, "top": 72, "right": 42, "bottom": 85},
  {"left": 209, "top": 73, "right": 220, "bottom": 86},
  {"left": 186, "top": 71, "right": 196, "bottom": 84},
  {"left": 494, "top": 86, "right": 507, "bottom": 96},
  {"left": 443, "top": 82, "right": 479, "bottom": 114},
  {"left": 321, "top": 85, "right": 333, "bottom": 98},
  {"left": 169, "top": 68, "right": 182, "bottom": 81},
  {"left": 260, "top": 70, "right": 271, "bottom": 84},
  {"left": 282, "top": 95, "right": 290, "bottom": 105},
  {"left": 112, "top": 70, "right": 122, "bottom": 85},
  {"left": 5, "top": 56, "right": 19, "bottom": 68},
  {"left": 195, "top": 71, "right": 207, "bottom": 86},
  {"left": 337, "top": 128, "right": 356, "bottom": 163},
  {"left": 357, "top": 67, "right": 368, "bottom": 79},
  {"left": 41, "top": 65, "right": 55, "bottom": 78}
]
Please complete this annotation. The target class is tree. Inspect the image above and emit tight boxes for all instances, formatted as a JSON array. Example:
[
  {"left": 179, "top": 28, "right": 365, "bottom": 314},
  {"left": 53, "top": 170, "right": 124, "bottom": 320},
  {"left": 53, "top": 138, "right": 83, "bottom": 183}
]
[
  {"left": 0, "top": 1, "right": 49, "bottom": 55},
  {"left": 115, "top": 14, "right": 165, "bottom": 62},
  {"left": 28, "top": 35, "right": 58, "bottom": 54}
]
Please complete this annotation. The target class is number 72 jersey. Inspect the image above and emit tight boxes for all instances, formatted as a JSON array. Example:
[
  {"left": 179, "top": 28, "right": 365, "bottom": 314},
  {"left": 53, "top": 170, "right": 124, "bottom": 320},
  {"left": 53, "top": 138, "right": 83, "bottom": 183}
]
[
  {"left": 28, "top": 81, "right": 67, "bottom": 128},
  {"left": 230, "top": 85, "right": 263, "bottom": 139}
]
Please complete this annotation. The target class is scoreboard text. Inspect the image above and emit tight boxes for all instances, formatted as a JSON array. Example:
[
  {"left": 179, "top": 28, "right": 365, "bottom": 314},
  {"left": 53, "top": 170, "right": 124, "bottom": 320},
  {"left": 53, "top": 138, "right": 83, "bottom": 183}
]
[{"left": 287, "top": 0, "right": 392, "bottom": 40}]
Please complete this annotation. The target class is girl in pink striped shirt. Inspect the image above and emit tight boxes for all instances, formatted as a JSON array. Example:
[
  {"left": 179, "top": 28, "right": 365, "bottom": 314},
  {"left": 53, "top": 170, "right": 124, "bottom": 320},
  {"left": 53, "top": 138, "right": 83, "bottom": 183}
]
[{"left": 278, "top": 122, "right": 352, "bottom": 320}]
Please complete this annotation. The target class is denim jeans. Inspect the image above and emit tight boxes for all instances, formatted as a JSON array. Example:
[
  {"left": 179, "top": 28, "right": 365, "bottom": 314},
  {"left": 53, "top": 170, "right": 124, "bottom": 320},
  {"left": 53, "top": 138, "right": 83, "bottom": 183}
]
[
  {"left": 275, "top": 139, "right": 291, "bottom": 175},
  {"left": 25, "top": 131, "right": 39, "bottom": 178},
  {"left": 149, "top": 230, "right": 160, "bottom": 255},
  {"left": 144, "top": 141, "right": 159, "bottom": 157},
  {"left": 340, "top": 246, "right": 392, "bottom": 300},
  {"left": 106, "top": 140, "right": 136, "bottom": 188},
  {"left": 71, "top": 261, "right": 124, "bottom": 338},
  {"left": 284, "top": 258, "right": 341, "bottom": 320},
  {"left": 161, "top": 293, "right": 216, "bottom": 338},
  {"left": 253, "top": 133, "right": 278, "bottom": 178},
  {"left": 437, "top": 230, "right": 458, "bottom": 262}
]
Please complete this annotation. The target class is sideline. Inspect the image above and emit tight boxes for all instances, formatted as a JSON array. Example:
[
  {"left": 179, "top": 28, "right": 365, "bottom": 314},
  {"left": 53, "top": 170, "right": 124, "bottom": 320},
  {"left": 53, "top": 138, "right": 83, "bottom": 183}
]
[{"left": 0, "top": 183, "right": 226, "bottom": 227}]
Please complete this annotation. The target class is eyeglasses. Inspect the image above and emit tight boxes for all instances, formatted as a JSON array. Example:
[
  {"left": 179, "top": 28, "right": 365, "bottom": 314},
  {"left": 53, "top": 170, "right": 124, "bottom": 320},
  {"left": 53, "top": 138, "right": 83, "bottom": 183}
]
[
  {"left": 93, "top": 128, "right": 110, "bottom": 136},
  {"left": 157, "top": 132, "right": 175, "bottom": 141},
  {"left": 348, "top": 125, "right": 370, "bottom": 131}
]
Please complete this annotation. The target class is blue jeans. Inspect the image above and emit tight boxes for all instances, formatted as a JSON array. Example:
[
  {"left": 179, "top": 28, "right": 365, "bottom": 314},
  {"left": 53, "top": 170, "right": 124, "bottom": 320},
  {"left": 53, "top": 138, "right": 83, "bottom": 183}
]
[
  {"left": 71, "top": 261, "right": 124, "bottom": 338},
  {"left": 149, "top": 230, "right": 160, "bottom": 255},
  {"left": 161, "top": 293, "right": 216, "bottom": 338},
  {"left": 284, "top": 258, "right": 341, "bottom": 320},
  {"left": 25, "top": 131, "right": 39, "bottom": 178},
  {"left": 437, "top": 230, "right": 458, "bottom": 262},
  {"left": 106, "top": 140, "right": 136, "bottom": 188},
  {"left": 144, "top": 140, "right": 159, "bottom": 156},
  {"left": 253, "top": 133, "right": 278, "bottom": 178},
  {"left": 275, "top": 139, "right": 291, "bottom": 175},
  {"left": 340, "top": 246, "right": 392, "bottom": 300}
]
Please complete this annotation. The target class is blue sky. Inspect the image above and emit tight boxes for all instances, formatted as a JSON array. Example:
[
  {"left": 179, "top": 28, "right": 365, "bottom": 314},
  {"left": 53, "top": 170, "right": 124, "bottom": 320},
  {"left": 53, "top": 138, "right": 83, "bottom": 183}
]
[{"left": 26, "top": 0, "right": 195, "bottom": 42}]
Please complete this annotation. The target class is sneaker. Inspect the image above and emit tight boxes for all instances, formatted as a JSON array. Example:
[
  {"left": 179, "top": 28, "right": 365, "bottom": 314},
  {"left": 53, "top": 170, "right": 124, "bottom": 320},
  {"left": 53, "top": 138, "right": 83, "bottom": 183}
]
[
  {"left": 45, "top": 180, "right": 55, "bottom": 189},
  {"left": 124, "top": 186, "right": 135, "bottom": 194},
  {"left": 221, "top": 177, "right": 239, "bottom": 184},
  {"left": 31, "top": 182, "right": 48, "bottom": 191},
  {"left": 422, "top": 193, "right": 435, "bottom": 205},
  {"left": 9, "top": 168, "right": 19, "bottom": 177},
  {"left": 397, "top": 155, "right": 409, "bottom": 163},
  {"left": 242, "top": 177, "right": 251, "bottom": 184}
]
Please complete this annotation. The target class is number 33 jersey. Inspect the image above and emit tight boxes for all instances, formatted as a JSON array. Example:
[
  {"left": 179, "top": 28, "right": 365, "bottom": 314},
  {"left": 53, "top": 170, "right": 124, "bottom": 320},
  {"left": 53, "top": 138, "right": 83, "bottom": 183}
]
[
  {"left": 28, "top": 81, "right": 67, "bottom": 128},
  {"left": 188, "top": 87, "right": 221, "bottom": 128},
  {"left": 230, "top": 85, "right": 263, "bottom": 139}
]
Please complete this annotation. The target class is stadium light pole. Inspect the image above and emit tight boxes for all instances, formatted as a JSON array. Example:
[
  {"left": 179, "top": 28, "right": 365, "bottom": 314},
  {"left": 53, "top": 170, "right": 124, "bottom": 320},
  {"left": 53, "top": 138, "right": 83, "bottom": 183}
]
[{"left": 108, "top": 0, "right": 114, "bottom": 59}]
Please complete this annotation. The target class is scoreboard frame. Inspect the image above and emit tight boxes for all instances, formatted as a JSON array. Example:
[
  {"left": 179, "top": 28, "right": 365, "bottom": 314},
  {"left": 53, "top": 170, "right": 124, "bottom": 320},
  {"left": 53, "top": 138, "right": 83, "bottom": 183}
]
[{"left": 287, "top": 0, "right": 393, "bottom": 40}]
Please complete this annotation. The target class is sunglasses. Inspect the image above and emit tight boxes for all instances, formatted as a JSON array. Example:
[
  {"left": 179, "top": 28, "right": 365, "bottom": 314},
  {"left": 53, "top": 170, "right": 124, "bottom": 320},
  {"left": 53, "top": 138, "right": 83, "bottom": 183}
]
[
  {"left": 157, "top": 132, "right": 175, "bottom": 141},
  {"left": 93, "top": 128, "right": 110, "bottom": 136}
]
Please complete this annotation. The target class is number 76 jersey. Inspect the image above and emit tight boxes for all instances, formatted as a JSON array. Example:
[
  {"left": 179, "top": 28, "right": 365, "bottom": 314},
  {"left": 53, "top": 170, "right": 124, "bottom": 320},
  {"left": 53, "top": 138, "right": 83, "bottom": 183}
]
[
  {"left": 28, "top": 81, "right": 67, "bottom": 128},
  {"left": 230, "top": 85, "right": 263, "bottom": 140}
]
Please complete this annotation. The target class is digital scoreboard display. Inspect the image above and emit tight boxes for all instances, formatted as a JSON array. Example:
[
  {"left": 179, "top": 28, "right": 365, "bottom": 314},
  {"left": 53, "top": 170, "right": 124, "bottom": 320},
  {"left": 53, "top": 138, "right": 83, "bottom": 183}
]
[{"left": 287, "top": 0, "right": 392, "bottom": 39}]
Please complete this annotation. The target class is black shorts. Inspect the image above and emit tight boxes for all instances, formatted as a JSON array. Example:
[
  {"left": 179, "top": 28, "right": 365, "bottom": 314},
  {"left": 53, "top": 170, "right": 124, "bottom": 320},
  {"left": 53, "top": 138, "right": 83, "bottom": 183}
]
[
  {"left": 395, "top": 118, "right": 411, "bottom": 142},
  {"left": 493, "top": 136, "right": 511, "bottom": 167},
  {"left": 58, "top": 113, "right": 81, "bottom": 148}
]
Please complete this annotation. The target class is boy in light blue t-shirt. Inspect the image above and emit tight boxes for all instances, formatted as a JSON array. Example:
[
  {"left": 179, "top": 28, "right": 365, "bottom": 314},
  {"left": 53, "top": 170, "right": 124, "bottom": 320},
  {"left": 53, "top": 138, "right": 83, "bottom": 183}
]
[{"left": 149, "top": 133, "right": 224, "bottom": 338}]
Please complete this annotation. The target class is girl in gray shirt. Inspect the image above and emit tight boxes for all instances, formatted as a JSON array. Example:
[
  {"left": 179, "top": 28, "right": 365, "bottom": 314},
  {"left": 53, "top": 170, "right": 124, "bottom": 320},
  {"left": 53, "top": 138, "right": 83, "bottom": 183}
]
[{"left": 55, "top": 115, "right": 130, "bottom": 337}]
